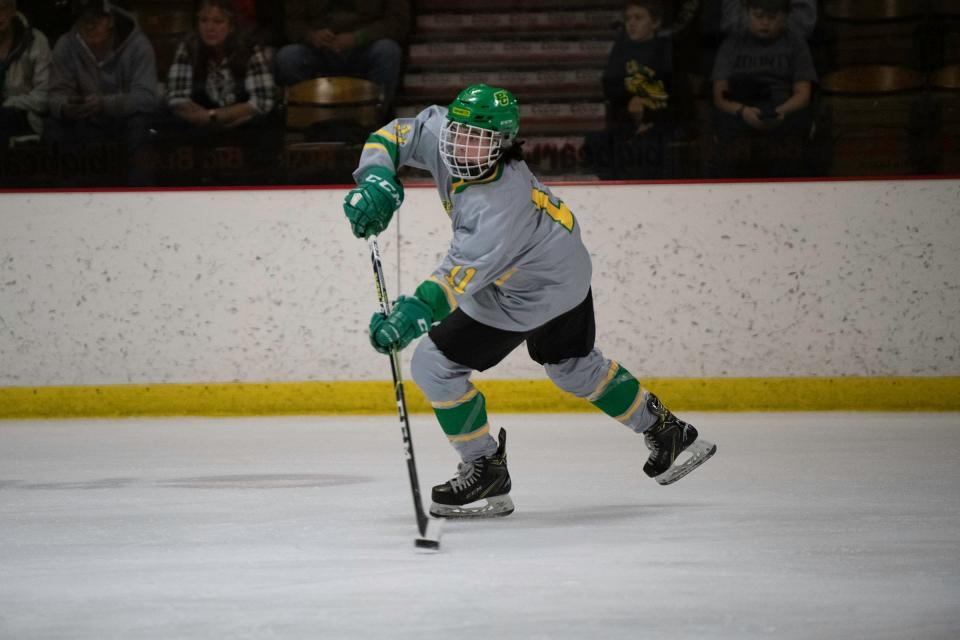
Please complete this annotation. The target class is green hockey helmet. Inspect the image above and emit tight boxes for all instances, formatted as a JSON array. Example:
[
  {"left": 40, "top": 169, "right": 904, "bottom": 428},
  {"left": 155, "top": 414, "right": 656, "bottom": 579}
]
[
  {"left": 447, "top": 84, "right": 520, "bottom": 140},
  {"left": 440, "top": 84, "right": 520, "bottom": 179}
]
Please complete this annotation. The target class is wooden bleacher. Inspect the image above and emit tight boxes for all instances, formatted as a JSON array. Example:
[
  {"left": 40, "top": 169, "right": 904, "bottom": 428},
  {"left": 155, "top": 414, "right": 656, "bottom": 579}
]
[
  {"left": 416, "top": 0, "right": 619, "bottom": 10},
  {"left": 399, "top": 2, "right": 623, "bottom": 177},
  {"left": 413, "top": 10, "right": 620, "bottom": 40},
  {"left": 818, "top": 0, "right": 927, "bottom": 71},
  {"left": 818, "top": 65, "right": 927, "bottom": 175}
]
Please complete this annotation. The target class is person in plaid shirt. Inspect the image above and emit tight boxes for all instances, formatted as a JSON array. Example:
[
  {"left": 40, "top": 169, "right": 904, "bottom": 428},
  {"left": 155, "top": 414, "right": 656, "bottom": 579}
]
[{"left": 165, "top": 0, "right": 275, "bottom": 129}]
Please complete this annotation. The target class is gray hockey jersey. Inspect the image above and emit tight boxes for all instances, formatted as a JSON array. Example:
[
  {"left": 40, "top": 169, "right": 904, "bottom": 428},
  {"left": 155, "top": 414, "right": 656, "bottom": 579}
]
[{"left": 353, "top": 106, "right": 593, "bottom": 332}]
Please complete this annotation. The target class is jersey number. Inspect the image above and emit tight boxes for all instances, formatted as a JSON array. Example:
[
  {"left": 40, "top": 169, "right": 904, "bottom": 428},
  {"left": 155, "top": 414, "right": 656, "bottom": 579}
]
[
  {"left": 445, "top": 265, "right": 477, "bottom": 294},
  {"left": 531, "top": 188, "right": 575, "bottom": 232}
]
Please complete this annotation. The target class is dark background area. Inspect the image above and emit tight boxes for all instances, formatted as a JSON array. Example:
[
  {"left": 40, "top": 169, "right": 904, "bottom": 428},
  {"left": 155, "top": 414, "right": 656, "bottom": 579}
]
[{"left": 2, "top": 0, "right": 959, "bottom": 188}]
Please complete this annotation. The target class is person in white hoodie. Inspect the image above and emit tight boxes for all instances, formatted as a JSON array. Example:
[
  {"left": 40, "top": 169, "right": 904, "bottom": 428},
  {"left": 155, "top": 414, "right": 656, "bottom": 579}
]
[
  {"left": 0, "top": 0, "right": 51, "bottom": 146},
  {"left": 45, "top": 0, "right": 157, "bottom": 184}
]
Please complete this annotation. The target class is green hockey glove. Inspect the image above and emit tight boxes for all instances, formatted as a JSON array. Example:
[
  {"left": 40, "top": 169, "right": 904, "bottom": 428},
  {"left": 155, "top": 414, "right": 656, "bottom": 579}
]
[
  {"left": 343, "top": 166, "right": 404, "bottom": 239},
  {"left": 369, "top": 295, "right": 434, "bottom": 354}
]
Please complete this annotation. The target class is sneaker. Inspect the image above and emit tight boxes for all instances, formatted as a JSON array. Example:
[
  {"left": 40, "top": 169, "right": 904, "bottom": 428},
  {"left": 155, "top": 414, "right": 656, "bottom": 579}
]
[{"left": 429, "top": 428, "right": 514, "bottom": 518}]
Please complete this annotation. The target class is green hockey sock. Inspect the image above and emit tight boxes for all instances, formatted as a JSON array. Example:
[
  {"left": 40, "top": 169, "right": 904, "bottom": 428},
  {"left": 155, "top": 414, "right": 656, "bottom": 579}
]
[
  {"left": 432, "top": 388, "right": 496, "bottom": 461},
  {"left": 590, "top": 364, "right": 655, "bottom": 433}
]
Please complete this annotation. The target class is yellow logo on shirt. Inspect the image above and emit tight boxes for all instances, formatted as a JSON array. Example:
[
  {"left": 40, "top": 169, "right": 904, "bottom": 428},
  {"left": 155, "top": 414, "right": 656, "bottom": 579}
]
[{"left": 624, "top": 60, "right": 669, "bottom": 109}]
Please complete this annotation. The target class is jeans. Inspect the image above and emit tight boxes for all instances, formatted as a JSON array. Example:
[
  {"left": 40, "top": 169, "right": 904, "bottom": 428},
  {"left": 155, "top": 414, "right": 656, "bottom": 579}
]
[{"left": 273, "top": 38, "right": 403, "bottom": 105}]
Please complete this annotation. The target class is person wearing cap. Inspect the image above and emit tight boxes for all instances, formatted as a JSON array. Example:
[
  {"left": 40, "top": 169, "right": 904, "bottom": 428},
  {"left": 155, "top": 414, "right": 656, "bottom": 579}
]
[
  {"left": 721, "top": 0, "right": 816, "bottom": 40},
  {"left": 711, "top": 0, "right": 817, "bottom": 177},
  {"left": 44, "top": 0, "right": 157, "bottom": 184}
]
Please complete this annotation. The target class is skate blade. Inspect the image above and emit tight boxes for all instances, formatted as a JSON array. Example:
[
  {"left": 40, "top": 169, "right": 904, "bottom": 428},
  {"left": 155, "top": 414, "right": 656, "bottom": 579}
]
[
  {"left": 429, "top": 494, "right": 515, "bottom": 519},
  {"left": 655, "top": 439, "right": 717, "bottom": 485}
]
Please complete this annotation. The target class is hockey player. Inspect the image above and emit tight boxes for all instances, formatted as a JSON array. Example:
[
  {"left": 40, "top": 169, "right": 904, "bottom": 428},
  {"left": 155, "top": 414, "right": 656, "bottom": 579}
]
[{"left": 343, "top": 84, "right": 716, "bottom": 518}]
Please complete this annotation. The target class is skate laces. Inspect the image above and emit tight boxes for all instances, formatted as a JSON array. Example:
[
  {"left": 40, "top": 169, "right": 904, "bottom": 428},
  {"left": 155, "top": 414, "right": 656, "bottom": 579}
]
[
  {"left": 449, "top": 461, "right": 483, "bottom": 492},
  {"left": 644, "top": 432, "right": 662, "bottom": 455}
]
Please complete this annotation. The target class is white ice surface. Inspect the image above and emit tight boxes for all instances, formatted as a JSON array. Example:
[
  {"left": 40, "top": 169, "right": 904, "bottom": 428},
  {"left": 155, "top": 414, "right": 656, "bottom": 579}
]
[{"left": 1, "top": 412, "right": 958, "bottom": 639}]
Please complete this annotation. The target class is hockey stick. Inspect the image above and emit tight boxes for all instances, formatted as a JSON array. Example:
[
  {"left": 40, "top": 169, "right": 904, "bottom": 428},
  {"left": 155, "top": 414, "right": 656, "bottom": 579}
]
[{"left": 368, "top": 236, "right": 443, "bottom": 551}]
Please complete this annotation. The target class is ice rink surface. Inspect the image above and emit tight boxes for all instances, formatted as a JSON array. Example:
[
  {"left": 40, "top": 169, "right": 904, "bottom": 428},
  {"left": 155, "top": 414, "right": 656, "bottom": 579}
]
[{"left": 1, "top": 412, "right": 958, "bottom": 640}]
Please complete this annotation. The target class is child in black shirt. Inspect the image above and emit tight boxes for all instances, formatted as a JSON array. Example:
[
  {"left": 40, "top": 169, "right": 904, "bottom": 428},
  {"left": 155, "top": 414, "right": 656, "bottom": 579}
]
[
  {"left": 711, "top": 0, "right": 817, "bottom": 177},
  {"left": 597, "top": 0, "right": 673, "bottom": 179}
]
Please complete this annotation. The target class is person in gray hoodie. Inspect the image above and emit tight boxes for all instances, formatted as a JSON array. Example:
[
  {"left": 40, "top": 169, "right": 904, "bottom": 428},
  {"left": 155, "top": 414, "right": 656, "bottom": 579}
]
[
  {"left": 44, "top": 0, "right": 158, "bottom": 184},
  {"left": 0, "top": 0, "right": 51, "bottom": 146}
]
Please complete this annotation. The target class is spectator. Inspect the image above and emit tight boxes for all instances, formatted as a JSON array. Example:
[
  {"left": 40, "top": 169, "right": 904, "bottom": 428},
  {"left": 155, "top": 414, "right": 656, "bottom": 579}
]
[
  {"left": 711, "top": 0, "right": 817, "bottom": 177},
  {"left": 45, "top": 0, "right": 158, "bottom": 184},
  {"left": 165, "top": 0, "right": 275, "bottom": 132},
  {"left": 162, "top": 0, "right": 277, "bottom": 181},
  {"left": 0, "top": 0, "right": 51, "bottom": 146},
  {"left": 597, "top": 0, "right": 674, "bottom": 179},
  {"left": 274, "top": 0, "right": 408, "bottom": 114},
  {"left": 721, "top": 0, "right": 816, "bottom": 39}
]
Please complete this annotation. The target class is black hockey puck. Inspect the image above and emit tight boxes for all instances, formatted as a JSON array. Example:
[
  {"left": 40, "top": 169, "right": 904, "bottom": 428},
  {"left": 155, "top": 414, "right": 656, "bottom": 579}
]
[{"left": 414, "top": 538, "right": 440, "bottom": 550}]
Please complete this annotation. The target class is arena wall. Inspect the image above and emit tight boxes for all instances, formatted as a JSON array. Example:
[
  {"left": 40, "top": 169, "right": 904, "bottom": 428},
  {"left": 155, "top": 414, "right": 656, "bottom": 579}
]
[{"left": 1, "top": 178, "right": 958, "bottom": 416}]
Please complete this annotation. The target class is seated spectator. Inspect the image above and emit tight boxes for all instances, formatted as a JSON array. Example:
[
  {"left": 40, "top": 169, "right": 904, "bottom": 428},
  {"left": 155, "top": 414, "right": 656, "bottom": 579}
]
[
  {"left": 711, "top": 0, "right": 817, "bottom": 177},
  {"left": 721, "top": 0, "right": 816, "bottom": 39},
  {"left": 165, "top": 0, "right": 275, "bottom": 131},
  {"left": 274, "top": 0, "right": 409, "bottom": 116},
  {"left": 0, "top": 0, "right": 51, "bottom": 147},
  {"left": 161, "top": 0, "right": 277, "bottom": 182},
  {"left": 595, "top": 0, "right": 674, "bottom": 179},
  {"left": 45, "top": 0, "right": 158, "bottom": 185}
]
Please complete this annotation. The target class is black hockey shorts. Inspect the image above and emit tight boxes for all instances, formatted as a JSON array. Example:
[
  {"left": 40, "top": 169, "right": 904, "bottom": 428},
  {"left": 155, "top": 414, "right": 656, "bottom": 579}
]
[{"left": 428, "top": 289, "right": 596, "bottom": 371}]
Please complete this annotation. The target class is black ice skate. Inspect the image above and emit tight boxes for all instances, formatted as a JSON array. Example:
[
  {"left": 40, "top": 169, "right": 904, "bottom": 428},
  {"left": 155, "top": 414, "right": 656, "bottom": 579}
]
[
  {"left": 642, "top": 393, "right": 717, "bottom": 485},
  {"left": 430, "top": 428, "right": 514, "bottom": 518}
]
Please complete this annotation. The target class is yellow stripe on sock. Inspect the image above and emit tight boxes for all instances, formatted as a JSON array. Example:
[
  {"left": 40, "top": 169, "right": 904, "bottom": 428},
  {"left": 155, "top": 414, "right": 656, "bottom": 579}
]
[
  {"left": 431, "top": 386, "right": 479, "bottom": 409},
  {"left": 448, "top": 424, "right": 490, "bottom": 443},
  {"left": 586, "top": 361, "right": 620, "bottom": 402},
  {"left": 614, "top": 388, "right": 647, "bottom": 423}
]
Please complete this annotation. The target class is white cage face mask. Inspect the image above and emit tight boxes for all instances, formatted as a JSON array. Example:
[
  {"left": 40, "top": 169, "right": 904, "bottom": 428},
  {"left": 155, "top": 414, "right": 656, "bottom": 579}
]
[{"left": 439, "top": 120, "right": 505, "bottom": 179}]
